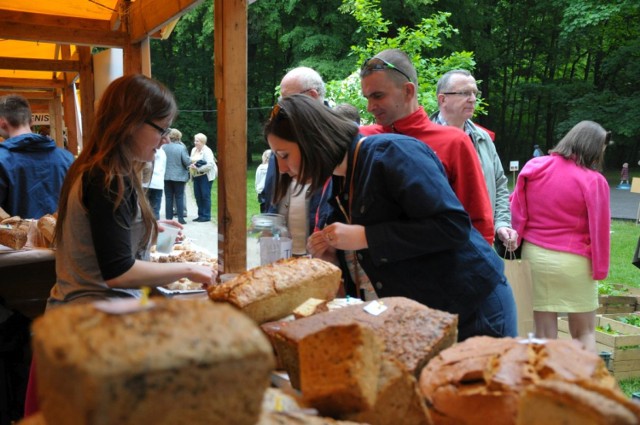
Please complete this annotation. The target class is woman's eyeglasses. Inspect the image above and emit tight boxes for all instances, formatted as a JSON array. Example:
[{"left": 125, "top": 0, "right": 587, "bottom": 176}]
[
  {"left": 145, "top": 120, "right": 171, "bottom": 138},
  {"left": 360, "top": 57, "right": 412, "bottom": 82}
]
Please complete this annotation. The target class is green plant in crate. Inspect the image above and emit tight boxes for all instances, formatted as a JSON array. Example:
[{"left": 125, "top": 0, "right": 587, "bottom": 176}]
[{"left": 615, "top": 315, "right": 640, "bottom": 328}]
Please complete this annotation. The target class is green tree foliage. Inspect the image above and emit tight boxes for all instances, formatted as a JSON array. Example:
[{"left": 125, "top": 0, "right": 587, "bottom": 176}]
[
  {"left": 326, "top": 0, "right": 475, "bottom": 123},
  {"left": 151, "top": 1, "right": 215, "bottom": 153}
]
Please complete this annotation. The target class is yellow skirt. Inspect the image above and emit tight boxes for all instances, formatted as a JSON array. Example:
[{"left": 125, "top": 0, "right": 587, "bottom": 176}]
[{"left": 522, "top": 241, "right": 598, "bottom": 312}]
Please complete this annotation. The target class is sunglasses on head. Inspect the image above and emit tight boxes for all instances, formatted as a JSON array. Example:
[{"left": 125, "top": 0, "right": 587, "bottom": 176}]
[
  {"left": 269, "top": 103, "right": 285, "bottom": 123},
  {"left": 360, "top": 57, "right": 412, "bottom": 82}
]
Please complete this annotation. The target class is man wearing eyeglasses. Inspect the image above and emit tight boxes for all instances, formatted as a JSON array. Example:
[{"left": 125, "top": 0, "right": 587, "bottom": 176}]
[
  {"left": 359, "top": 49, "right": 495, "bottom": 246},
  {"left": 431, "top": 69, "right": 518, "bottom": 254}
]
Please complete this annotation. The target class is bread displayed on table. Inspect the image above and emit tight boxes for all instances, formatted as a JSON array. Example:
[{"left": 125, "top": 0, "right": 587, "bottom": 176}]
[
  {"left": 517, "top": 380, "right": 640, "bottom": 425},
  {"left": 32, "top": 298, "right": 275, "bottom": 425},
  {"left": 208, "top": 257, "right": 341, "bottom": 324},
  {"left": 0, "top": 217, "right": 30, "bottom": 249},
  {"left": 36, "top": 214, "right": 56, "bottom": 246},
  {"left": 419, "top": 336, "right": 636, "bottom": 425},
  {"left": 268, "top": 297, "right": 458, "bottom": 389},
  {"left": 344, "top": 355, "right": 432, "bottom": 425},
  {"left": 299, "top": 323, "right": 383, "bottom": 416}
]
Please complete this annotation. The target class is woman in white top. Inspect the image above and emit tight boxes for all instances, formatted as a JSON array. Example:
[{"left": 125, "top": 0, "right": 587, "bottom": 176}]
[
  {"left": 255, "top": 149, "right": 271, "bottom": 212},
  {"left": 189, "top": 132, "right": 217, "bottom": 222}
]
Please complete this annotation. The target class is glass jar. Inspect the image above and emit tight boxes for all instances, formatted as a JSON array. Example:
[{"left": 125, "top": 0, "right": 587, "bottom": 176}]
[{"left": 248, "top": 213, "right": 292, "bottom": 266}]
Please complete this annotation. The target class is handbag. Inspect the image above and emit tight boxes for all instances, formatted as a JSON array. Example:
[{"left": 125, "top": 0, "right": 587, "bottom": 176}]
[
  {"left": 194, "top": 159, "right": 207, "bottom": 168},
  {"left": 633, "top": 236, "right": 640, "bottom": 269},
  {"left": 503, "top": 249, "right": 534, "bottom": 337}
]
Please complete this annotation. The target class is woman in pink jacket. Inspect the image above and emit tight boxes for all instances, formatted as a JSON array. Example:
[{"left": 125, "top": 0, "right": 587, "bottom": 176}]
[{"left": 510, "top": 121, "right": 611, "bottom": 352}]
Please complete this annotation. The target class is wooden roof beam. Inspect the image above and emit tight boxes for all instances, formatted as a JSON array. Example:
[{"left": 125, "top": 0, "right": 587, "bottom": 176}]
[
  {"left": 128, "top": 0, "right": 204, "bottom": 43},
  {"left": 0, "top": 90, "right": 55, "bottom": 100},
  {"left": 0, "top": 78, "right": 66, "bottom": 90},
  {"left": 0, "top": 58, "right": 80, "bottom": 73},
  {"left": 0, "top": 11, "right": 127, "bottom": 48}
]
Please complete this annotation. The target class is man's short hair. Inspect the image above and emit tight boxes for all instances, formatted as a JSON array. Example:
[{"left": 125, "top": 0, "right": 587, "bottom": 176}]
[
  {"left": 360, "top": 49, "right": 418, "bottom": 86},
  {"left": 0, "top": 95, "right": 31, "bottom": 128},
  {"left": 436, "top": 69, "right": 473, "bottom": 94}
]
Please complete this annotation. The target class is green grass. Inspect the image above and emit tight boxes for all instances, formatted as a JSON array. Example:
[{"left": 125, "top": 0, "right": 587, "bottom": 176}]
[
  {"left": 209, "top": 160, "right": 261, "bottom": 226},
  {"left": 604, "top": 220, "right": 639, "bottom": 289}
]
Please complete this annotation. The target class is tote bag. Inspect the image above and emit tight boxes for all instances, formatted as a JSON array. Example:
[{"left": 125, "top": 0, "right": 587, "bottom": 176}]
[{"left": 503, "top": 253, "right": 535, "bottom": 337}]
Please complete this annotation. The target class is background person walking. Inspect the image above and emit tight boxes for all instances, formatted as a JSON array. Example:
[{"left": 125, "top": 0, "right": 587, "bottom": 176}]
[{"left": 189, "top": 132, "right": 217, "bottom": 222}]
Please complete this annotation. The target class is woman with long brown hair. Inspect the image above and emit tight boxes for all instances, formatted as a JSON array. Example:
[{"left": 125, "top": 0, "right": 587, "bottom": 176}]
[{"left": 48, "top": 74, "right": 216, "bottom": 307}]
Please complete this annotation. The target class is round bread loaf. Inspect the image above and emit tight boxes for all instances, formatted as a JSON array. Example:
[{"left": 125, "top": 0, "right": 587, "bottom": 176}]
[{"left": 419, "top": 336, "right": 622, "bottom": 425}]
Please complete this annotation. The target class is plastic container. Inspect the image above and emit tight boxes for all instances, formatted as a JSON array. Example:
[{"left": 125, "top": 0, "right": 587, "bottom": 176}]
[
  {"left": 248, "top": 213, "right": 292, "bottom": 266},
  {"left": 156, "top": 223, "right": 180, "bottom": 253}
]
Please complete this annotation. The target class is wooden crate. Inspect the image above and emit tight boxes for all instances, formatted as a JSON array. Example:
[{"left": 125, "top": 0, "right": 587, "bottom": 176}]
[
  {"left": 597, "top": 295, "right": 637, "bottom": 314},
  {"left": 558, "top": 315, "right": 640, "bottom": 379}
]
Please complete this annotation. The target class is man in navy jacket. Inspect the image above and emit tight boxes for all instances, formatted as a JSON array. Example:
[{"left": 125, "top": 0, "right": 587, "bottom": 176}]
[{"left": 0, "top": 95, "right": 73, "bottom": 218}]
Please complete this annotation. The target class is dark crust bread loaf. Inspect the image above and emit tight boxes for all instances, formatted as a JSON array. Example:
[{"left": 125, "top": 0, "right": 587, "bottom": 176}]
[
  {"left": 33, "top": 298, "right": 275, "bottom": 425},
  {"left": 419, "top": 336, "right": 621, "bottom": 425},
  {"left": 208, "top": 257, "right": 341, "bottom": 324},
  {"left": 270, "top": 297, "right": 458, "bottom": 389}
]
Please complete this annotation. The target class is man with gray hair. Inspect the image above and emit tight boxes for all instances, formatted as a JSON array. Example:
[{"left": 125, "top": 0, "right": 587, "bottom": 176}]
[
  {"left": 431, "top": 69, "right": 518, "bottom": 253},
  {"left": 263, "top": 66, "right": 333, "bottom": 257}
]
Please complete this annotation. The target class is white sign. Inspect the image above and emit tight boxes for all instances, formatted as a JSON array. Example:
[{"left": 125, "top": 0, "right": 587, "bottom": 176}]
[
  {"left": 32, "top": 114, "right": 50, "bottom": 125},
  {"left": 510, "top": 161, "right": 520, "bottom": 171}
]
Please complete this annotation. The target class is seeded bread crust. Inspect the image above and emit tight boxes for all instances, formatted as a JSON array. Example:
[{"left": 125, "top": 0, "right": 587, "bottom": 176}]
[{"left": 208, "top": 257, "right": 341, "bottom": 324}]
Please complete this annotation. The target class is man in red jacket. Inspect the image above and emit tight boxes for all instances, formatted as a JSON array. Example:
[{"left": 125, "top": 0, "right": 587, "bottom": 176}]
[{"left": 359, "top": 49, "right": 494, "bottom": 245}]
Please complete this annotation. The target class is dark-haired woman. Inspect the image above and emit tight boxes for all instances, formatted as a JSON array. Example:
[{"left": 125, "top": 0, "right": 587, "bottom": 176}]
[
  {"left": 511, "top": 120, "right": 611, "bottom": 352},
  {"left": 264, "top": 94, "right": 517, "bottom": 341}
]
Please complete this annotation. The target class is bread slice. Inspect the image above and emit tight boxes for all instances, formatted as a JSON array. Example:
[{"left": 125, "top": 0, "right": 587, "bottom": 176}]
[
  {"left": 299, "top": 323, "right": 382, "bottom": 416},
  {"left": 293, "top": 298, "right": 329, "bottom": 319},
  {"left": 345, "top": 356, "right": 431, "bottom": 425},
  {"left": 208, "top": 257, "right": 341, "bottom": 324},
  {"left": 271, "top": 297, "right": 458, "bottom": 389},
  {"left": 33, "top": 298, "right": 275, "bottom": 425},
  {"left": 517, "top": 380, "right": 639, "bottom": 425}
]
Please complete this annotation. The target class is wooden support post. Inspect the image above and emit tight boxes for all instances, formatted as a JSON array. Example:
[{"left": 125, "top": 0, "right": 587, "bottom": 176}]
[
  {"left": 214, "top": 0, "right": 247, "bottom": 273},
  {"left": 77, "top": 46, "right": 95, "bottom": 142}
]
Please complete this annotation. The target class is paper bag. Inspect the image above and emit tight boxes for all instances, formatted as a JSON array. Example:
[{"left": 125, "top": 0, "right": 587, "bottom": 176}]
[{"left": 503, "top": 258, "right": 534, "bottom": 337}]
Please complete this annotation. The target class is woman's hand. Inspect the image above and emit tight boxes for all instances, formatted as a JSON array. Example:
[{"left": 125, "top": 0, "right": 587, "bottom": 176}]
[
  {"left": 187, "top": 263, "right": 218, "bottom": 287},
  {"left": 307, "top": 231, "right": 338, "bottom": 264},
  {"left": 320, "top": 223, "right": 368, "bottom": 251}
]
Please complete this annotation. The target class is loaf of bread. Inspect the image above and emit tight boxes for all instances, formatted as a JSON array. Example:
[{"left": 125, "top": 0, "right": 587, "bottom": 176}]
[
  {"left": 0, "top": 219, "right": 29, "bottom": 249},
  {"left": 270, "top": 297, "right": 458, "bottom": 389},
  {"left": 517, "top": 380, "right": 640, "bottom": 425},
  {"left": 0, "top": 207, "right": 10, "bottom": 221},
  {"left": 208, "top": 257, "right": 341, "bottom": 324},
  {"left": 299, "top": 323, "right": 382, "bottom": 416},
  {"left": 345, "top": 356, "right": 431, "bottom": 425},
  {"left": 419, "top": 336, "right": 622, "bottom": 425},
  {"left": 32, "top": 298, "right": 275, "bottom": 425},
  {"left": 36, "top": 214, "right": 56, "bottom": 246}
]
